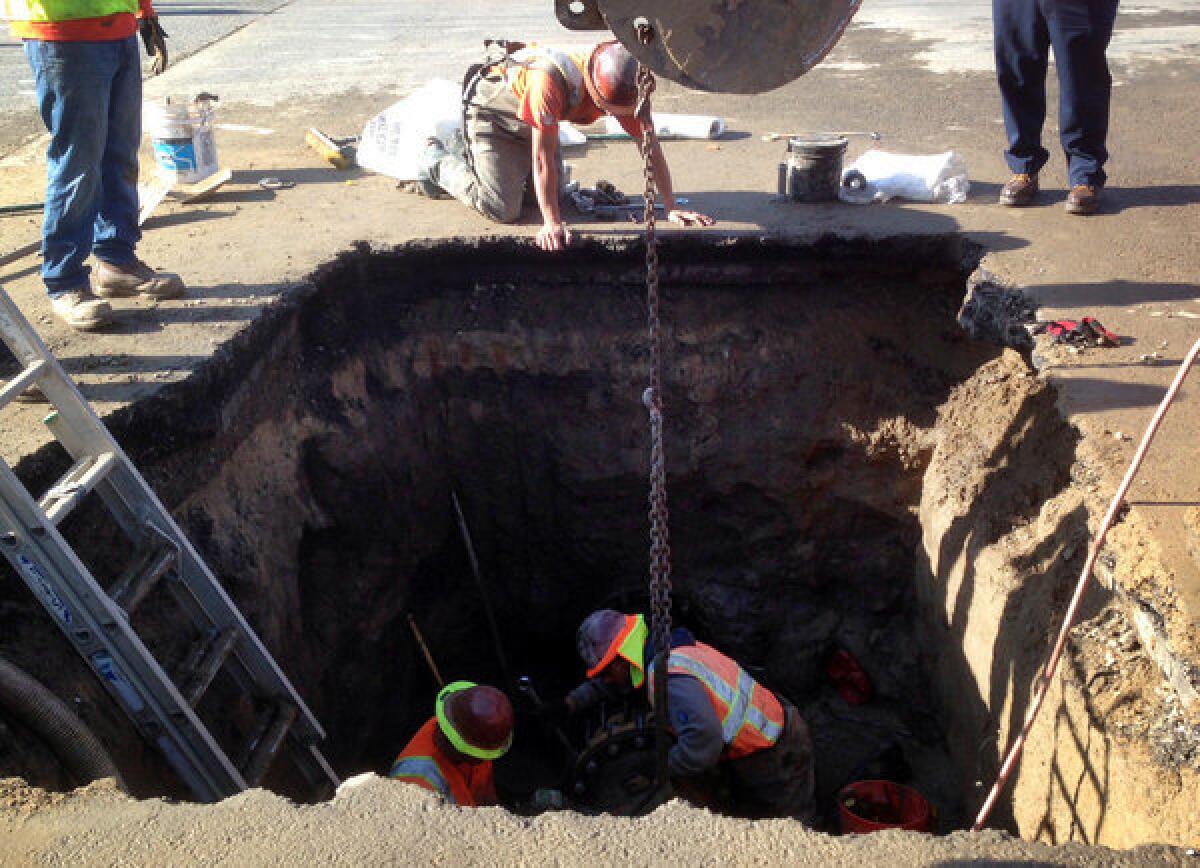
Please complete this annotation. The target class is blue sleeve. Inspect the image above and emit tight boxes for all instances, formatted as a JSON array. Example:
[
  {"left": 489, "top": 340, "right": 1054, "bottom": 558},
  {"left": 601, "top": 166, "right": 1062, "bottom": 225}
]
[{"left": 665, "top": 674, "right": 724, "bottom": 777}]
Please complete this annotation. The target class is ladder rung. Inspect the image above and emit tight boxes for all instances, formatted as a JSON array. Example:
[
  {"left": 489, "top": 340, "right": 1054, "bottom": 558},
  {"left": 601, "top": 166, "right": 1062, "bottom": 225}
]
[
  {"left": 0, "top": 360, "right": 47, "bottom": 410},
  {"left": 39, "top": 451, "right": 117, "bottom": 525},
  {"left": 110, "top": 545, "right": 177, "bottom": 615},
  {"left": 242, "top": 702, "right": 297, "bottom": 788},
  {"left": 182, "top": 627, "right": 239, "bottom": 707}
]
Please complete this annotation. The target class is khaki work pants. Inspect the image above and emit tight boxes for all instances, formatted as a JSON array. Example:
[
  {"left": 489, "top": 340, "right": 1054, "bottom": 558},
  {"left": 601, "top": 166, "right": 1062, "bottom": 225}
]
[
  {"left": 430, "top": 73, "right": 533, "bottom": 224},
  {"left": 725, "top": 702, "right": 816, "bottom": 824}
]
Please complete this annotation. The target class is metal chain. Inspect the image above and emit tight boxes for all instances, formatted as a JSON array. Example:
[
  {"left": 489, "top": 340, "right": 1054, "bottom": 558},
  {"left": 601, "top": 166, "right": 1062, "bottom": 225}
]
[
  {"left": 633, "top": 57, "right": 672, "bottom": 672},
  {"left": 635, "top": 62, "right": 672, "bottom": 661},
  {"left": 634, "top": 42, "right": 674, "bottom": 798}
]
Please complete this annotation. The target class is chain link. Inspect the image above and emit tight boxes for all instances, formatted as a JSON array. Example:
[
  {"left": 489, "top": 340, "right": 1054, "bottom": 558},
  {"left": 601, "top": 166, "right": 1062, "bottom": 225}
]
[
  {"left": 635, "top": 59, "right": 675, "bottom": 803},
  {"left": 635, "top": 61, "right": 672, "bottom": 671}
]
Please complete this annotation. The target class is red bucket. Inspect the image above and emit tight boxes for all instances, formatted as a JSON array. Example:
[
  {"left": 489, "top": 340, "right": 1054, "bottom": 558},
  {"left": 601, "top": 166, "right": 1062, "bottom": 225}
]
[{"left": 837, "top": 780, "right": 933, "bottom": 834}]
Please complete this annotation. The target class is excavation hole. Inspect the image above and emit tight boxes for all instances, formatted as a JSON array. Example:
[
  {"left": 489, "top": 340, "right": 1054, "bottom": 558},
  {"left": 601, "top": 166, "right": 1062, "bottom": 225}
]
[{"left": 3, "top": 236, "right": 1034, "bottom": 828}]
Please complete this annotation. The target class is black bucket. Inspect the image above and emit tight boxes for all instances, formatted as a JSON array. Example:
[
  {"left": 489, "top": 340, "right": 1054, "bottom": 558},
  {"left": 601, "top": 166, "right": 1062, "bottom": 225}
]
[{"left": 778, "top": 134, "right": 849, "bottom": 202}]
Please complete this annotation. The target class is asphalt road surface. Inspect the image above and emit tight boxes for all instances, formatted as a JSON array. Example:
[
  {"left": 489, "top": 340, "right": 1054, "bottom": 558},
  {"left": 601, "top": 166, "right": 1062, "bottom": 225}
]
[
  {"left": 2, "top": 0, "right": 1198, "bottom": 157},
  {"left": 0, "top": 0, "right": 286, "bottom": 156}
]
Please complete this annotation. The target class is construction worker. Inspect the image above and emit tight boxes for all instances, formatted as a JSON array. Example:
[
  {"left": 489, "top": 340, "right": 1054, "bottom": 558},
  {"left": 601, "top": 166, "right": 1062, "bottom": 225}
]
[
  {"left": 6, "top": 0, "right": 185, "bottom": 331},
  {"left": 993, "top": 0, "right": 1120, "bottom": 215},
  {"left": 416, "top": 40, "right": 714, "bottom": 252},
  {"left": 561, "top": 609, "right": 816, "bottom": 823},
  {"left": 388, "top": 681, "right": 514, "bottom": 807}
]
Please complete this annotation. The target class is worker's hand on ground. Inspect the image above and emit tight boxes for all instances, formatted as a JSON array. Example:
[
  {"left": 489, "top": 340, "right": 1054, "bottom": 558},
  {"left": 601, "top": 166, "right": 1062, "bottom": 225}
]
[
  {"left": 536, "top": 221, "right": 572, "bottom": 252},
  {"left": 666, "top": 209, "right": 715, "bottom": 228},
  {"left": 139, "top": 17, "right": 169, "bottom": 75}
]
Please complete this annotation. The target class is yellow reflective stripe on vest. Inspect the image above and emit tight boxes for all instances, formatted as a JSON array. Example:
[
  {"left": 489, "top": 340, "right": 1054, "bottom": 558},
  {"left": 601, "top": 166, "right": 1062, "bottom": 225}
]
[
  {"left": 667, "top": 654, "right": 746, "bottom": 745},
  {"left": 389, "top": 755, "right": 455, "bottom": 803},
  {"left": 660, "top": 654, "right": 784, "bottom": 746},
  {"left": 3, "top": 0, "right": 137, "bottom": 23}
]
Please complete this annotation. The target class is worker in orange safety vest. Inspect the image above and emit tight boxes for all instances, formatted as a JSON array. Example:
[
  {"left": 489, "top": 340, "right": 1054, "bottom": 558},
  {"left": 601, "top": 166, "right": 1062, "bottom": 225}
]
[
  {"left": 560, "top": 609, "right": 815, "bottom": 822},
  {"left": 415, "top": 40, "right": 714, "bottom": 251},
  {"left": 389, "top": 681, "right": 514, "bottom": 807},
  {"left": 4, "top": 0, "right": 186, "bottom": 332}
]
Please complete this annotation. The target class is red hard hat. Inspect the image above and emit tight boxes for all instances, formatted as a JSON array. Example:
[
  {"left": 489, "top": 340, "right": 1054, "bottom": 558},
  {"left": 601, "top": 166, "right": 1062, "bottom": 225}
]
[
  {"left": 441, "top": 684, "right": 514, "bottom": 758},
  {"left": 585, "top": 41, "right": 639, "bottom": 115}
]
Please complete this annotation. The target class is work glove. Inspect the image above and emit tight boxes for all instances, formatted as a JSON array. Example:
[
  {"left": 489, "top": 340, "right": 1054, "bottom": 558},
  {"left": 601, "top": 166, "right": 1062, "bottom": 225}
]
[{"left": 140, "top": 17, "right": 169, "bottom": 75}]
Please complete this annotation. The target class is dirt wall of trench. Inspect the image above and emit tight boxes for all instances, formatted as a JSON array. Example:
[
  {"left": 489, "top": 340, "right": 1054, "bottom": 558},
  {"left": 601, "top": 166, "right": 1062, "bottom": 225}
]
[
  {"left": 0, "top": 237, "right": 1195, "bottom": 852},
  {"left": 918, "top": 351, "right": 1200, "bottom": 848}
]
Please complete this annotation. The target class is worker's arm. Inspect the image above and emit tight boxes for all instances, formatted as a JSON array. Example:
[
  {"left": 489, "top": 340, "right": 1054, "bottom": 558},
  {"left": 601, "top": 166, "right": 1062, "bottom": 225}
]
[
  {"left": 563, "top": 676, "right": 621, "bottom": 714},
  {"left": 138, "top": 0, "right": 169, "bottom": 74},
  {"left": 531, "top": 127, "right": 571, "bottom": 252},
  {"left": 664, "top": 674, "right": 724, "bottom": 778},
  {"left": 635, "top": 122, "right": 714, "bottom": 228}
]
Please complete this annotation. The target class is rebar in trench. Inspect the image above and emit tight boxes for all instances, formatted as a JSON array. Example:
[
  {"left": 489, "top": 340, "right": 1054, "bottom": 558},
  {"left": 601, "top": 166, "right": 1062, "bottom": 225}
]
[{"left": 451, "top": 491, "right": 515, "bottom": 692}]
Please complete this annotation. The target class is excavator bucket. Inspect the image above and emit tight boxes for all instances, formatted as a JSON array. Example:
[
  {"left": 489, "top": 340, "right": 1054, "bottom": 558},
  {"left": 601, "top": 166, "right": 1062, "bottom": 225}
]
[{"left": 555, "top": 0, "right": 862, "bottom": 94}]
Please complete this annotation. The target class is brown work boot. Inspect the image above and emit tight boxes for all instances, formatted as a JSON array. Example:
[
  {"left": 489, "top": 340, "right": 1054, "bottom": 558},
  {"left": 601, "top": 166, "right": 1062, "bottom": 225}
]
[
  {"left": 999, "top": 173, "right": 1039, "bottom": 207},
  {"left": 50, "top": 288, "right": 113, "bottom": 331},
  {"left": 94, "top": 258, "right": 186, "bottom": 300},
  {"left": 1065, "top": 184, "right": 1101, "bottom": 216}
]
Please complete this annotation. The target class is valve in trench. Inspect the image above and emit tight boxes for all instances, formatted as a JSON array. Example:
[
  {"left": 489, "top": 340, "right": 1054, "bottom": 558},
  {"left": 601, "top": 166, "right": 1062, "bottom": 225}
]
[{"left": 567, "top": 710, "right": 672, "bottom": 816}]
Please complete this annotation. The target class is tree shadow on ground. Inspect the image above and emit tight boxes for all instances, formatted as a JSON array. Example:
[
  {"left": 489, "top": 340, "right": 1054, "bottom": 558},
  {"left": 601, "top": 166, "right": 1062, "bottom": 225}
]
[
  {"left": 1034, "top": 279, "right": 1200, "bottom": 308},
  {"left": 1103, "top": 184, "right": 1200, "bottom": 213}
]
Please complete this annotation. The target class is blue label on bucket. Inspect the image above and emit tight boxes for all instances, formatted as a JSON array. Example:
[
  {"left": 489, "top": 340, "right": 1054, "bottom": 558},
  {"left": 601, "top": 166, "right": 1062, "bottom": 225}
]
[{"left": 154, "top": 138, "right": 197, "bottom": 172}]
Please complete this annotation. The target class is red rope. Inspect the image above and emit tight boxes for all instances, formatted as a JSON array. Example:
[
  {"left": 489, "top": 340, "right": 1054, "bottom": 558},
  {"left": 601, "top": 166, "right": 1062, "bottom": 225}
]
[{"left": 973, "top": 336, "right": 1200, "bottom": 831}]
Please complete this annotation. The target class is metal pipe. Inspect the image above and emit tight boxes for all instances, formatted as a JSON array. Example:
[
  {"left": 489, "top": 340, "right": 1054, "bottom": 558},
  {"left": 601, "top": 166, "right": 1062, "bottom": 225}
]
[
  {"left": 407, "top": 613, "right": 445, "bottom": 688},
  {"left": 451, "top": 491, "right": 514, "bottom": 690},
  {"left": 972, "top": 336, "right": 1200, "bottom": 831}
]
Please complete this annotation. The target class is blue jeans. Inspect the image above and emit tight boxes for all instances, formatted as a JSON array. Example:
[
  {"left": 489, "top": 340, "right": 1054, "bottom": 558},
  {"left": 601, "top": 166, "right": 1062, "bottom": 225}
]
[
  {"left": 24, "top": 36, "right": 142, "bottom": 296},
  {"left": 993, "top": 0, "right": 1119, "bottom": 188}
]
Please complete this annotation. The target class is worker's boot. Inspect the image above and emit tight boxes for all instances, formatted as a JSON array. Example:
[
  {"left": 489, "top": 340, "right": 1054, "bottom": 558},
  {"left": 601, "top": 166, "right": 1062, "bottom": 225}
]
[
  {"left": 94, "top": 258, "right": 186, "bottom": 300},
  {"left": 416, "top": 138, "right": 450, "bottom": 199},
  {"left": 1065, "top": 184, "right": 1102, "bottom": 216},
  {"left": 998, "top": 173, "right": 1038, "bottom": 207},
  {"left": 49, "top": 287, "right": 113, "bottom": 331}
]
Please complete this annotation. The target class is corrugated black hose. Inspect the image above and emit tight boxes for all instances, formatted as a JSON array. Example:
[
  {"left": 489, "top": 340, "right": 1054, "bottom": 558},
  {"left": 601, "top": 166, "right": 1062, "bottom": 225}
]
[{"left": 0, "top": 656, "right": 125, "bottom": 791}]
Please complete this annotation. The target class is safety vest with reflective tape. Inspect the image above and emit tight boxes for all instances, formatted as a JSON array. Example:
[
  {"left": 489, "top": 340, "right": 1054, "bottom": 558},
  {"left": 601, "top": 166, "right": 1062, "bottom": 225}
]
[
  {"left": 509, "top": 46, "right": 586, "bottom": 115},
  {"left": 4, "top": 0, "right": 136, "bottom": 23},
  {"left": 5, "top": 0, "right": 148, "bottom": 41},
  {"left": 648, "top": 642, "right": 785, "bottom": 759},
  {"left": 388, "top": 717, "right": 495, "bottom": 807}
]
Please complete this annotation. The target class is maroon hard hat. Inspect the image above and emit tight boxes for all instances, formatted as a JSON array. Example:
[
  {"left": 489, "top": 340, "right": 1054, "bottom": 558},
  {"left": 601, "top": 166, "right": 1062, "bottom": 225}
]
[
  {"left": 585, "top": 41, "right": 639, "bottom": 115},
  {"left": 439, "top": 683, "right": 514, "bottom": 759}
]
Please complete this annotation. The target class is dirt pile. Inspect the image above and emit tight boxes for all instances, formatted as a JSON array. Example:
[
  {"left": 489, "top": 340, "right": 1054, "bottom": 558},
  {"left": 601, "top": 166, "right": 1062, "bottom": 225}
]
[{"left": 0, "top": 775, "right": 1190, "bottom": 866}]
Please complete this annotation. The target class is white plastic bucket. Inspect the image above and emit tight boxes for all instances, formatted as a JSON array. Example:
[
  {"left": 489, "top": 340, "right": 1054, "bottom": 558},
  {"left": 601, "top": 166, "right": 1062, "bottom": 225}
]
[{"left": 144, "top": 97, "right": 218, "bottom": 184}]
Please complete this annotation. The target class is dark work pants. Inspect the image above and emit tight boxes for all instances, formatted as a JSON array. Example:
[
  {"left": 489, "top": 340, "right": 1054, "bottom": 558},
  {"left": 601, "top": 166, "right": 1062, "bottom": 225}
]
[{"left": 993, "top": 0, "right": 1119, "bottom": 188}]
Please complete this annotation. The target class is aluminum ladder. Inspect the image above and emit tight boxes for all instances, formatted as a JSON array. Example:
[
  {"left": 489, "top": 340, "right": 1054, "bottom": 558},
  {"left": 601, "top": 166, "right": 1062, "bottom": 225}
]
[{"left": 0, "top": 286, "right": 338, "bottom": 802}]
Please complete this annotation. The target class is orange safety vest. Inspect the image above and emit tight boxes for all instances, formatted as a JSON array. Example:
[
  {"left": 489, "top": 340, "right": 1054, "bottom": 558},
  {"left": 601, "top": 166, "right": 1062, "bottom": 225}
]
[
  {"left": 648, "top": 642, "right": 785, "bottom": 760},
  {"left": 5, "top": 0, "right": 153, "bottom": 42},
  {"left": 388, "top": 717, "right": 496, "bottom": 807}
]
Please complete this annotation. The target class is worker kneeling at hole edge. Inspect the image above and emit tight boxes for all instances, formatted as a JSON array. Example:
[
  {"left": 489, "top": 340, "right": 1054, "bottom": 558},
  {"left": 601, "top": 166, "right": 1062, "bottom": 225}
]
[
  {"left": 416, "top": 40, "right": 713, "bottom": 252},
  {"left": 389, "top": 681, "right": 513, "bottom": 807},
  {"left": 559, "top": 609, "right": 816, "bottom": 823}
]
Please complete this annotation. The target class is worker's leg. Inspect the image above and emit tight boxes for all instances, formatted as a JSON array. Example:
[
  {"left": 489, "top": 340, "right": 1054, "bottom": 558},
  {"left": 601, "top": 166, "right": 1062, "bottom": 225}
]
[
  {"left": 992, "top": 0, "right": 1052, "bottom": 177},
  {"left": 725, "top": 704, "right": 816, "bottom": 823},
  {"left": 24, "top": 39, "right": 115, "bottom": 294},
  {"left": 1047, "top": 0, "right": 1119, "bottom": 188},
  {"left": 92, "top": 35, "right": 143, "bottom": 268},
  {"left": 429, "top": 77, "right": 531, "bottom": 223}
]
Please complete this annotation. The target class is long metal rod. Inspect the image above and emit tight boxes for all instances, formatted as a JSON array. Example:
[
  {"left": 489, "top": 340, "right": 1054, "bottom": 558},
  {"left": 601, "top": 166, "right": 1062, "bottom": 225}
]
[
  {"left": 451, "top": 491, "right": 514, "bottom": 690},
  {"left": 973, "top": 336, "right": 1200, "bottom": 831},
  {"left": 407, "top": 613, "right": 445, "bottom": 688}
]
